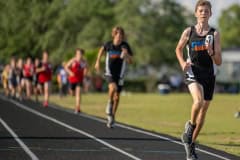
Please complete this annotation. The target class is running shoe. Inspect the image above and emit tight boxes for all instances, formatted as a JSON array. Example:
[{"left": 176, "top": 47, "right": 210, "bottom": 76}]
[
  {"left": 74, "top": 105, "right": 81, "bottom": 114},
  {"left": 74, "top": 110, "right": 81, "bottom": 114},
  {"left": 43, "top": 101, "right": 48, "bottom": 108},
  {"left": 74, "top": 109, "right": 81, "bottom": 114},
  {"left": 182, "top": 121, "right": 197, "bottom": 160},
  {"left": 190, "top": 143, "right": 198, "bottom": 160},
  {"left": 182, "top": 121, "right": 196, "bottom": 144},
  {"left": 16, "top": 94, "right": 22, "bottom": 101},
  {"left": 183, "top": 142, "right": 198, "bottom": 160}
]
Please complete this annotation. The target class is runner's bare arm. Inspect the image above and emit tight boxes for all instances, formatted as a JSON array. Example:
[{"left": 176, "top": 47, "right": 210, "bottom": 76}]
[
  {"left": 122, "top": 48, "right": 133, "bottom": 64},
  {"left": 35, "top": 66, "right": 45, "bottom": 73},
  {"left": 94, "top": 46, "right": 105, "bottom": 72},
  {"left": 211, "top": 31, "right": 222, "bottom": 65},
  {"left": 65, "top": 58, "right": 74, "bottom": 76},
  {"left": 176, "top": 27, "right": 191, "bottom": 72}
]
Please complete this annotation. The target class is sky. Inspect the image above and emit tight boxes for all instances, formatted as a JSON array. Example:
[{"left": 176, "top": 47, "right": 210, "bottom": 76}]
[{"left": 175, "top": 0, "right": 240, "bottom": 26}]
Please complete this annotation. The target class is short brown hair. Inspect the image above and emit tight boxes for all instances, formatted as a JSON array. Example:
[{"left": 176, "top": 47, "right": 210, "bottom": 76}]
[
  {"left": 195, "top": 0, "right": 212, "bottom": 12},
  {"left": 111, "top": 26, "right": 125, "bottom": 39},
  {"left": 75, "top": 48, "right": 85, "bottom": 55},
  {"left": 43, "top": 50, "right": 49, "bottom": 55}
]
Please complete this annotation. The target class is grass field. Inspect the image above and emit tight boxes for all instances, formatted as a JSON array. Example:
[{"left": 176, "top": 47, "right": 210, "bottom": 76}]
[{"left": 49, "top": 93, "right": 240, "bottom": 156}]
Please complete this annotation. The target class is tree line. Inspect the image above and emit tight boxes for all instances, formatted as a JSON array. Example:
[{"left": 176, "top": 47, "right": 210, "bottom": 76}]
[{"left": 0, "top": 0, "right": 239, "bottom": 68}]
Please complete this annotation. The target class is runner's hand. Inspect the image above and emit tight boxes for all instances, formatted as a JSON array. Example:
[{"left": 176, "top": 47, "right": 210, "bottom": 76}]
[
  {"left": 182, "top": 61, "right": 192, "bottom": 72},
  {"left": 69, "top": 71, "right": 74, "bottom": 77},
  {"left": 94, "top": 62, "right": 100, "bottom": 73},
  {"left": 206, "top": 43, "right": 214, "bottom": 56}
]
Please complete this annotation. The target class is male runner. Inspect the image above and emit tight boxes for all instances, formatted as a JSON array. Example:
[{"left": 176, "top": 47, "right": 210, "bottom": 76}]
[
  {"left": 65, "top": 48, "right": 88, "bottom": 113},
  {"left": 36, "top": 51, "right": 52, "bottom": 107},
  {"left": 176, "top": 1, "right": 222, "bottom": 159},
  {"left": 95, "top": 26, "right": 133, "bottom": 128}
]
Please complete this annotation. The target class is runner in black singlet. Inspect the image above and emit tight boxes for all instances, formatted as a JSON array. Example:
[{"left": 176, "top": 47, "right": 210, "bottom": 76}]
[
  {"left": 95, "top": 26, "right": 133, "bottom": 128},
  {"left": 176, "top": 1, "right": 222, "bottom": 159}
]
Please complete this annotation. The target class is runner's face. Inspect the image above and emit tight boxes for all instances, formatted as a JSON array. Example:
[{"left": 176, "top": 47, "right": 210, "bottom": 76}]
[
  {"left": 195, "top": 5, "right": 211, "bottom": 23},
  {"left": 114, "top": 31, "right": 123, "bottom": 44},
  {"left": 43, "top": 53, "right": 48, "bottom": 62},
  {"left": 35, "top": 59, "right": 39, "bottom": 66},
  {"left": 10, "top": 59, "right": 16, "bottom": 67},
  {"left": 6, "top": 65, "right": 10, "bottom": 71},
  {"left": 76, "top": 51, "right": 83, "bottom": 61},
  {"left": 17, "top": 59, "right": 23, "bottom": 68},
  {"left": 27, "top": 58, "right": 31, "bottom": 65}
]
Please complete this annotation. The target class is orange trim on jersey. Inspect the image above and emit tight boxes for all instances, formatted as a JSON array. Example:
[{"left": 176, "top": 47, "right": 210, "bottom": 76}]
[
  {"left": 110, "top": 55, "right": 120, "bottom": 58},
  {"left": 192, "top": 45, "right": 207, "bottom": 51}
]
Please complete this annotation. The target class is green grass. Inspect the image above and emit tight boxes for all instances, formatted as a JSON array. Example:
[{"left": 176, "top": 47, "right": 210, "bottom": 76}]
[{"left": 49, "top": 93, "right": 240, "bottom": 156}]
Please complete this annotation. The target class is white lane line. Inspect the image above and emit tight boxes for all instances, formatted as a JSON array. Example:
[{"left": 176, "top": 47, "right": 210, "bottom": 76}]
[
  {"left": 0, "top": 97, "right": 141, "bottom": 160},
  {"left": 116, "top": 121, "right": 232, "bottom": 160},
  {"left": 0, "top": 117, "right": 39, "bottom": 160},
  {"left": 48, "top": 103, "right": 232, "bottom": 160}
]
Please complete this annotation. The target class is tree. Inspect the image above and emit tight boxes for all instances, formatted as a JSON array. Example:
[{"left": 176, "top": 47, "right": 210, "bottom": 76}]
[
  {"left": 0, "top": 0, "right": 32, "bottom": 60},
  {"left": 113, "top": 0, "right": 190, "bottom": 66},
  {"left": 0, "top": 0, "right": 64, "bottom": 62},
  {"left": 0, "top": 0, "right": 191, "bottom": 67},
  {"left": 219, "top": 4, "right": 240, "bottom": 49},
  {"left": 41, "top": 0, "right": 114, "bottom": 64}
]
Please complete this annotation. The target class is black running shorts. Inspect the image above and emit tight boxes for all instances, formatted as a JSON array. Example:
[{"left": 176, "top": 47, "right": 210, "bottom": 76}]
[
  {"left": 105, "top": 75, "right": 123, "bottom": 93},
  {"left": 185, "top": 74, "right": 215, "bottom": 101},
  {"left": 69, "top": 82, "right": 82, "bottom": 91}
]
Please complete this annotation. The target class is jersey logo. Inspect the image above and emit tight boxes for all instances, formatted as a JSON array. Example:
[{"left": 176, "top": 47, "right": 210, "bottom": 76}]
[
  {"left": 191, "top": 40, "right": 207, "bottom": 52},
  {"left": 108, "top": 50, "right": 121, "bottom": 58}
]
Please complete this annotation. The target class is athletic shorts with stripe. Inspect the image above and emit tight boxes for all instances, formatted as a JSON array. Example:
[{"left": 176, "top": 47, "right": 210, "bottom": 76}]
[
  {"left": 105, "top": 75, "right": 123, "bottom": 93},
  {"left": 185, "top": 74, "right": 215, "bottom": 101}
]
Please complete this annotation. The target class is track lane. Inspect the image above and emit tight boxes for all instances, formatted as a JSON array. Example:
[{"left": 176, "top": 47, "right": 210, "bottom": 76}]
[
  {"left": 0, "top": 120, "right": 31, "bottom": 160},
  {"left": 0, "top": 96, "right": 239, "bottom": 160},
  {"left": 0, "top": 97, "right": 133, "bottom": 160}
]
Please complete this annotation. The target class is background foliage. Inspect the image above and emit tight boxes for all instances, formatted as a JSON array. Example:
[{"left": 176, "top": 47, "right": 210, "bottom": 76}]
[
  {"left": 0, "top": 0, "right": 239, "bottom": 67},
  {"left": 0, "top": 0, "right": 190, "bottom": 66}
]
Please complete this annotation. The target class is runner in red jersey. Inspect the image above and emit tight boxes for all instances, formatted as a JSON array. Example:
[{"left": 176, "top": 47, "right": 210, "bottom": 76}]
[
  {"left": 23, "top": 57, "right": 34, "bottom": 99},
  {"left": 65, "top": 48, "right": 88, "bottom": 113},
  {"left": 36, "top": 51, "right": 52, "bottom": 107}
]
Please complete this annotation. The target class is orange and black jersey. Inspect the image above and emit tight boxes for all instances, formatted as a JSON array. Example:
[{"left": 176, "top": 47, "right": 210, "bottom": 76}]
[
  {"left": 103, "top": 41, "right": 132, "bottom": 78},
  {"left": 185, "top": 26, "right": 217, "bottom": 100},
  {"left": 187, "top": 26, "right": 216, "bottom": 78}
]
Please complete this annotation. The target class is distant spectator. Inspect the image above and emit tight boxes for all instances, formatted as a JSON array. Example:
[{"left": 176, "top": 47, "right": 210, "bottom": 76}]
[
  {"left": 169, "top": 74, "right": 183, "bottom": 91},
  {"left": 94, "top": 75, "right": 103, "bottom": 92},
  {"left": 83, "top": 75, "right": 92, "bottom": 93},
  {"left": 57, "top": 62, "right": 68, "bottom": 97}
]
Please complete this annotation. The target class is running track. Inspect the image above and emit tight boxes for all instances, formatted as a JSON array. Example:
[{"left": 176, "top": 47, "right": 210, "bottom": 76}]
[{"left": 0, "top": 95, "right": 239, "bottom": 160}]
